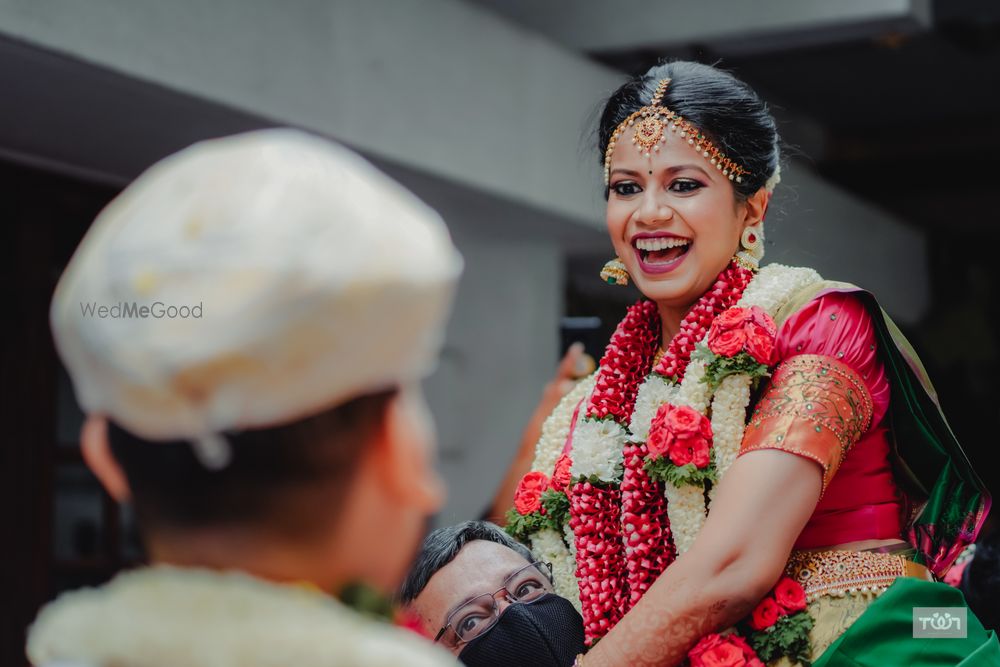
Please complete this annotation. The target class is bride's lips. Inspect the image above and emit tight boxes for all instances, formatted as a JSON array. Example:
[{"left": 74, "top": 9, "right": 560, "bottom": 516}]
[{"left": 631, "top": 232, "right": 691, "bottom": 276}]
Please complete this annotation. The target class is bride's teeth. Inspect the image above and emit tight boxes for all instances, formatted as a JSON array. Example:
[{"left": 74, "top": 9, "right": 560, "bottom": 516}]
[{"left": 634, "top": 237, "right": 690, "bottom": 251}]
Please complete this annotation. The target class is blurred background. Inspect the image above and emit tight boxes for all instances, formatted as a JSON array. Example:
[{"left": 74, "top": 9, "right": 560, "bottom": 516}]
[{"left": 2, "top": 0, "right": 998, "bottom": 663}]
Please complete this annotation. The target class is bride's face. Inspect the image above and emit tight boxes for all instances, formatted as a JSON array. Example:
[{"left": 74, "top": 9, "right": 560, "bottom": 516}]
[{"left": 605, "top": 129, "right": 755, "bottom": 310}]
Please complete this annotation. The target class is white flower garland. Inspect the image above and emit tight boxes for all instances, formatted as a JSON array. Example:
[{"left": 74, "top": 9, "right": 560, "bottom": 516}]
[
  {"left": 623, "top": 264, "right": 822, "bottom": 554},
  {"left": 707, "top": 373, "right": 752, "bottom": 509},
  {"left": 570, "top": 417, "right": 628, "bottom": 482},
  {"left": 525, "top": 263, "right": 822, "bottom": 599},
  {"left": 522, "top": 374, "right": 595, "bottom": 602},
  {"left": 530, "top": 528, "right": 582, "bottom": 613},
  {"left": 532, "top": 373, "right": 597, "bottom": 476}
]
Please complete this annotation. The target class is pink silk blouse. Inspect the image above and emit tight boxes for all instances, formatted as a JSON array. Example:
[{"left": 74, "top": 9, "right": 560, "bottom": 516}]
[{"left": 771, "top": 290, "right": 904, "bottom": 549}]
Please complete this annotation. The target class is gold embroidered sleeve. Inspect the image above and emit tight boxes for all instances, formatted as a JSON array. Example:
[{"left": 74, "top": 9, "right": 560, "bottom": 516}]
[{"left": 739, "top": 354, "right": 874, "bottom": 495}]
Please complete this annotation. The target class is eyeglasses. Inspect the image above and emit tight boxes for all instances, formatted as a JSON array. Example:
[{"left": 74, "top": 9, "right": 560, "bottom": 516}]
[{"left": 434, "top": 561, "right": 554, "bottom": 647}]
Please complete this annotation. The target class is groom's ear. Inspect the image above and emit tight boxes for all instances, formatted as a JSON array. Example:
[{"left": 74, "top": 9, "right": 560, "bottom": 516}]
[{"left": 81, "top": 415, "right": 132, "bottom": 502}]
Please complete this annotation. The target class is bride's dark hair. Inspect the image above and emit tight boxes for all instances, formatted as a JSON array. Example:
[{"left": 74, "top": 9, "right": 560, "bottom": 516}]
[{"left": 598, "top": 61, "right": 780, "bottom": 200}]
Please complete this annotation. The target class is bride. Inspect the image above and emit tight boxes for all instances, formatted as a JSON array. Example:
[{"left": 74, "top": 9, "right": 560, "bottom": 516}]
[{"left": 504, "top": 60, "right": 996, "bottom": 666}]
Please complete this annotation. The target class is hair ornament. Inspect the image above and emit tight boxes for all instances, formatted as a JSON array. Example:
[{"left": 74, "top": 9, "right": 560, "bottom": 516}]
[{"left": 604, "top": 78, "right": 752, "bottom": 186}]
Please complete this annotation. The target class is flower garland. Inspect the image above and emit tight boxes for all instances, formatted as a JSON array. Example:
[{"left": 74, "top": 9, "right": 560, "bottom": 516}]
[
  {"left": 529, "top": 528, "right": 580, "bottom": 613},
  {"left": 532, "top": 374, "right": 597, "bottom": 478},
  {"left": 510, "top": 263, "right": 823, "bottom": 646},
  {"left": 621, "top": 442, "right": 673, "bottom": 607},
  {"left": 687, "top": 576, "right": 814, "bottom": 666},
  {"left": 569, "top": 300, "right": 659, "bottom": 640}
]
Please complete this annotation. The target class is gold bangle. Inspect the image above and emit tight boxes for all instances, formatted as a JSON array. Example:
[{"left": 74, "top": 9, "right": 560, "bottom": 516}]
[{"left": 574, "top": 654, "right": 586, "bottom": 667}]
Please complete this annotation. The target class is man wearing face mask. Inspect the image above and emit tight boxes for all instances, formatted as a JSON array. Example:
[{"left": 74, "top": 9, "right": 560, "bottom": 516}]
[
  {"left": 402, "top": 521, "right": 586, "bottom": 667},
  {"left": 27, "top": 129, "right": 462, "bottom": 667}
]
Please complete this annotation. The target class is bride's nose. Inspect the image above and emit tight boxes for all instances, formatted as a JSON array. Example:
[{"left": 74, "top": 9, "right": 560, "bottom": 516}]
[{"left": 634, "top": 188, "right": 673, "bottom": 226}]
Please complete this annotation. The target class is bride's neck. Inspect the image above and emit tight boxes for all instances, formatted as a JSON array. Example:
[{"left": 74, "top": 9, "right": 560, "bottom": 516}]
[{"left": 657, "top": 301, "right": 691, "bottom": 346}]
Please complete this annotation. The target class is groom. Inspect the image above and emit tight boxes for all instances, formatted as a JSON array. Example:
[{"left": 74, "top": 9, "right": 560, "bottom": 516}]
[{"left": 28, "top": 129, "right": 462, "bottom": 667}]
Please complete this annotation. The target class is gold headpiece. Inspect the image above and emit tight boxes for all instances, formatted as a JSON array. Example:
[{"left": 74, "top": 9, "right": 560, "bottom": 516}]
[{"left": 603, "top": 78, "right": 751, "bottom": 186}]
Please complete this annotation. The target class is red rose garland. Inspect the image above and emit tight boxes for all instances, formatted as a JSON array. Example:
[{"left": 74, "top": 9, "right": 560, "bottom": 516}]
[
  {"left": 572, "top": 300, "right": 660, "bottom": 644},
  {"left": 586, "top": 299, "right": 661, "bottom": 422},
  {"left": 620, "top": 442, "right": 674, "bottom": 609},
  {"left": 569, "top": 480, "right": 626, "bottom": 642},
  {"left": 654, "top": 262, "right": 754, "bottom": 381},
  {"left": 569, "top": 260, "right": 753, "bottom": 644}
]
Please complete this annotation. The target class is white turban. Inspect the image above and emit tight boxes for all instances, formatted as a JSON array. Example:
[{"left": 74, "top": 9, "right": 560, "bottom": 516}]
[{"left": 51, "top": 129, "right": 463, "bottom": 466}]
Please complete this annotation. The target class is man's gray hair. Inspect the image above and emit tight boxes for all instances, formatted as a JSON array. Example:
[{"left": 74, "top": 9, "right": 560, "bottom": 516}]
[{"left": 399, "top": 520, "right": 536, "bottom": 603}]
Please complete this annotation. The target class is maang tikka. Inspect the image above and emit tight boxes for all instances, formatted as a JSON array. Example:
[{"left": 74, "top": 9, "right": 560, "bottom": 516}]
[{"left": 603, "top": 78, "right": 752, "bottom": 186}]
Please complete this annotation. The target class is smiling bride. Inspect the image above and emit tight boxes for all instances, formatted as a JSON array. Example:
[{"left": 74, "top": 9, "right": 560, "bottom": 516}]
[{"left": 504, "top": 61, "right": 996, "bottom": 666}]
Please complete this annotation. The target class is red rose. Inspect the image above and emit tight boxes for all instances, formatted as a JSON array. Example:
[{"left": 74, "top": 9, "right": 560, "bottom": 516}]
[
  {"left": 689, "top": 436, "right": 711, "bottom": 469},
  {"left": 647, "top": 428, "right": 674, "bottom": 459},
  {"left": 689, "top": 633, "right": 760, "bottom": 667},
  {"left": 668, "top": 437, "right": 694, "bottom": 466},
  {"left": 749, "top": 596, "right": 781, "bottom": 630},
  {"left": 748, "top": 305, "right": 777, "bottom": 337},
  {"left": 647, "top": 404, "right": 673, "bottom": 459},
  {"left": 550, "top": 454, "right": 572, "bottom": 492},
  {"left": 514, "top": 471, "right": 549, "bottom": 515},
  {"left": 715, "top": 307, "right": 750, "bottom": 330},
  {"left": 665, "top": 405, "right": 704, "bottom": 436},
  {"left": 699, "top": 411, "right": 714, "bottom": 440},
  {"left": 744, "top": 325, "right": 774, "bottom": 365},
  {"left": 774, "top": 576, "right": 807, "bottom": 613},
  {"left": 708, "top": 328, "right": 747, "bottom": 358},
  {"left": 727, "top": 635, "right": 765, "bottom": 667},
  {"left": 700, "top": 644, "right": 745, "bottom": 667},
  {"left": 688, "top": 634, "right": 726, "bottom": 667}
]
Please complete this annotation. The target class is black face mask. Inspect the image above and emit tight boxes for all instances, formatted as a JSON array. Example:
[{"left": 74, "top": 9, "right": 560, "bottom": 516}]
[{"left": 458, "top": 594, "right": 585, "bottom": 667}]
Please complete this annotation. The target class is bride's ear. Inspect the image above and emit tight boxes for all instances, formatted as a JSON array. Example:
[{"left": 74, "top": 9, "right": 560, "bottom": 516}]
[{"left": 740, "top": 188, "right": 770, "bottom": 229}]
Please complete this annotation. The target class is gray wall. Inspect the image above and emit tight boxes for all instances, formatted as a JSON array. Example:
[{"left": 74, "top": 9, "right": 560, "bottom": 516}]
[{"left": 0, "top": 0, "right": 928, "bottom": 521}]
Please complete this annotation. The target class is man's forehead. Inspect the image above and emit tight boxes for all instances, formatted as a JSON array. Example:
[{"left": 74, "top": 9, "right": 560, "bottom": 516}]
[
  {"left": 436, "top": 540, "right": 533, "bottom": 591},
  {"left": 417, "top": 539, "right": 533, "bottom": 624}
]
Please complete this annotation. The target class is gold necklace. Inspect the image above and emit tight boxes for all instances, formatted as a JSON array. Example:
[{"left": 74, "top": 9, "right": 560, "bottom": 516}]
[{"left": 652, "top": 345, "right": 666, "bottom": 368}]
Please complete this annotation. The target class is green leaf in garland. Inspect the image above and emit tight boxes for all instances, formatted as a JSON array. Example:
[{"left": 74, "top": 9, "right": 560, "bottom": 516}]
[
  {"left": 540, "top": 489, "right": 570, "bottom": 530},
  {"left": 644, "top": 449, "right": 718, "bottom": 488},
  {"left": 695, "top": 343, "right": 771, "bottom": 392},
  {"left": 747, "top": 611, "right": 815, "bottom": 666},
  {"left": 503, "top": 507, "right": 549, "bottom": 542}
]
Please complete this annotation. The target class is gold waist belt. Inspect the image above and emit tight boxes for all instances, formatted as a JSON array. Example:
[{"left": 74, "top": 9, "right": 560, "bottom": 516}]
[{"left": 785, "top": 549, "right": 933, "bottom": 603}]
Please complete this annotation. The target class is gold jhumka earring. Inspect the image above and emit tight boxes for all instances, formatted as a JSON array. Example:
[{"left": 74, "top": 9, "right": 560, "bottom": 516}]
[
  {"left": 734, "top": 224, "right": 764, "bottom": 272},
  {"left": 600, "top": 257, "right": 629, "bottom": 286}
]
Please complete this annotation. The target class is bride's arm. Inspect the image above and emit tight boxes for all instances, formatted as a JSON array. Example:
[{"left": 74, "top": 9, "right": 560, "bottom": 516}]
[{"left": 583, "top": 449, "right": 822, "bottom": 667}]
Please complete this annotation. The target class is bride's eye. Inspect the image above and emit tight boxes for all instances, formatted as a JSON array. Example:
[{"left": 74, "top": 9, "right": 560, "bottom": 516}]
[
  {"left": 612, "top": 181, "right": 642, "bottom": 197},
  {"left": 669, "top": 179, "right": 703, "bottom": 193}
]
